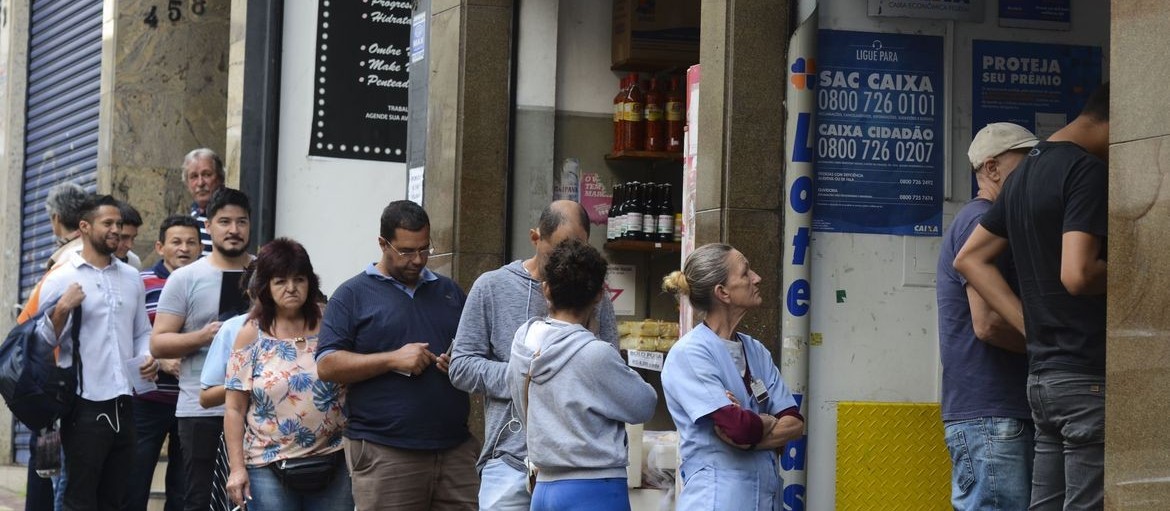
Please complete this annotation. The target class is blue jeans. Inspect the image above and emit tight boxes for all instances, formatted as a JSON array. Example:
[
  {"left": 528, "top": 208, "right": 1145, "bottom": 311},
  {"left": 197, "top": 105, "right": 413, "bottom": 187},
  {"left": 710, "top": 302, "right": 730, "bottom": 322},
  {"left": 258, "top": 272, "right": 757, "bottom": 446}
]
[
  {"left": 127, "top": 398, "right": 185, "bottom": 511},
  {"left": 478, "top": 458, "right": 530, "bottom": 511},
  {"left": 51, "top": 446, "right": 65, "bottom": 511},
  {"left": 1027, "top": 371, "right": 1105, "bottom": 511},
  {"left": 246, "top": 461, "right": 352, "bottom": 511},
  {"left": 944, "top": 417, "right": 1034, "bottom": 510},
  {"left": 532, "top": 478, "right": 630, "bottom": 511}
]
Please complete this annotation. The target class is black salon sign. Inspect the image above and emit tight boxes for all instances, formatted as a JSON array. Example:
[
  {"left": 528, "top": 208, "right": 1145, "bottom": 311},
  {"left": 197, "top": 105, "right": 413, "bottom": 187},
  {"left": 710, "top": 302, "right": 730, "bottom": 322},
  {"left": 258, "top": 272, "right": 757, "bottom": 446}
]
[{"left": 309, "top": 0, "right": 411, "bottom": 162}]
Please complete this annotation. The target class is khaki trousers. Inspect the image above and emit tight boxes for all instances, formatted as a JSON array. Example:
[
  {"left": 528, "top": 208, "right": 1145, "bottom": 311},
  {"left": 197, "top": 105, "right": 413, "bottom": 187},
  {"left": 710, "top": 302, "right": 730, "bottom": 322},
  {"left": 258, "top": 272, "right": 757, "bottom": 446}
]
[{"left": 344, "top": 436, "right": 480, "bottom": 511}]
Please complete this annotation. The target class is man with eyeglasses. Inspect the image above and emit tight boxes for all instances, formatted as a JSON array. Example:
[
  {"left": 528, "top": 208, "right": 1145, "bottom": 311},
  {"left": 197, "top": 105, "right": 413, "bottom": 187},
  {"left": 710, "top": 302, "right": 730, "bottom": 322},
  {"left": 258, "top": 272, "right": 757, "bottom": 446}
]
[{"left": 317, "top": 200, "right": 478, "bottom": 510}]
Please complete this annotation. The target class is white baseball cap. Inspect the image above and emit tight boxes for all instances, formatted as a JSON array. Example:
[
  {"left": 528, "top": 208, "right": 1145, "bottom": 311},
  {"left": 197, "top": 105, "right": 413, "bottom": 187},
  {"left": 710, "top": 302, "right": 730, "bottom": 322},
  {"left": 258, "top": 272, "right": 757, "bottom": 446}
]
[{"left": 967, "top": 122, "right": 1039, "bottom": 170}]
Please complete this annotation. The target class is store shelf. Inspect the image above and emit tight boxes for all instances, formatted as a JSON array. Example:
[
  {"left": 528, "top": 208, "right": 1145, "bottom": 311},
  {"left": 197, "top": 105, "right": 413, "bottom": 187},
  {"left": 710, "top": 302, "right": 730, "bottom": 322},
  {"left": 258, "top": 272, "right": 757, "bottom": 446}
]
[
  {"left": 606, "top": 150, "right": 684, "bottom": 162},
  {"left": 605, "top": 239, "right": 681, "bottom": 252}
]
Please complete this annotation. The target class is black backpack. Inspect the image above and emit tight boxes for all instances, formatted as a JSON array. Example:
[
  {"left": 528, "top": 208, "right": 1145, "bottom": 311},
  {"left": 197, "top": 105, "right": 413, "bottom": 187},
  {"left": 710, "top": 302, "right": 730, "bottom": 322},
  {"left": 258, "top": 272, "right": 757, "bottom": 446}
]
[{"left": 0, "top": 302, "right": 82, "bottom": 431}]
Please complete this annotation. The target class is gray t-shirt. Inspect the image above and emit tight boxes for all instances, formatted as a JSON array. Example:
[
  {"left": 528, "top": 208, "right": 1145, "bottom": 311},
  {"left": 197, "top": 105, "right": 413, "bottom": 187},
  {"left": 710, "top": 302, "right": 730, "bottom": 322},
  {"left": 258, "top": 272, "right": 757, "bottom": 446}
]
[
  {"left": 156, "top": 257, "right": 231, "bottom": 417},
  {"left": 721, "top": 338, "right": 747, "bottom": 377}
]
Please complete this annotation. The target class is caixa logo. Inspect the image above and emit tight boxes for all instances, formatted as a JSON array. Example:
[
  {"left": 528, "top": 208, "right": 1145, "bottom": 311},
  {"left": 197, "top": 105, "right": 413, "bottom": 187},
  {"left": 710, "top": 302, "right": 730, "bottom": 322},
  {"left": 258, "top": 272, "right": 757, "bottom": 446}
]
[{"left": 914, "top": 224, "right": 939, "bottom": 234}]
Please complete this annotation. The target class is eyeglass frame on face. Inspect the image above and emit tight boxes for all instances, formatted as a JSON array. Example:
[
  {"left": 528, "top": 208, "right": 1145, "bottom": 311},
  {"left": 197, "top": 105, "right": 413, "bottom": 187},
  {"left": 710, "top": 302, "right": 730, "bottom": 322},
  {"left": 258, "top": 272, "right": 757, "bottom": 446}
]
[{"left": 380, "top": 237, "right": 435, "bottom": 259}]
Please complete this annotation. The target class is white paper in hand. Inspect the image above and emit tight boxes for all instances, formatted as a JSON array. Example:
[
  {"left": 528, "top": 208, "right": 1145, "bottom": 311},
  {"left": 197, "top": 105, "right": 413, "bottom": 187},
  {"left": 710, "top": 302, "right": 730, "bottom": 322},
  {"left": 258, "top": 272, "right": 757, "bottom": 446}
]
[{"left": 126, "top": 355, "right": 158, "bottom": 395}]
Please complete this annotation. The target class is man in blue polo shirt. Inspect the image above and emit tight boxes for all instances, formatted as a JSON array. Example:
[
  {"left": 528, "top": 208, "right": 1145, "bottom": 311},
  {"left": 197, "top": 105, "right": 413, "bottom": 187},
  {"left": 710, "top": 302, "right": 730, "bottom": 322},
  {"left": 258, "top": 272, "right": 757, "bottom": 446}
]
[{"left": 317, "top": 200, "right": 477, "bottom": 510}]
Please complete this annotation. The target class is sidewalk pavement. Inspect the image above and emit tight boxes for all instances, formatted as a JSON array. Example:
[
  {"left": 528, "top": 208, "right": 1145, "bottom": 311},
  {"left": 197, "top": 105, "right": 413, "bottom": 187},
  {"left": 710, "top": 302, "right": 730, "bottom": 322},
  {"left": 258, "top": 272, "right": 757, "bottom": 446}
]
[{"left": 0, "top": 464, "right": 26, "bottom": 510}]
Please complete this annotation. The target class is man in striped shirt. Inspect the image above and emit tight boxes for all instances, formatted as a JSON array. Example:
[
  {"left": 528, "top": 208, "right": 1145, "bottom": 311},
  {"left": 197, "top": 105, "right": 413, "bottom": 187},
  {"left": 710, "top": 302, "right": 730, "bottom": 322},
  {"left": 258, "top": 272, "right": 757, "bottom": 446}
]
[
  {"left": 183, "top": 148, "right": 224, "bottom": 257},
  {"left": 127, "top": 215, "right": 202, "bottom": 511}
]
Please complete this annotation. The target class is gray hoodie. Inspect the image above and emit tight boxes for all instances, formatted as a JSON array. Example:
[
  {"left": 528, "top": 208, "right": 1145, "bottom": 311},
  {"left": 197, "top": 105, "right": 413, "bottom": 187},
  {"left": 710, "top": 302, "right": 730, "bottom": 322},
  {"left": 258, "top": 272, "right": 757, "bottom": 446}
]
[
  {"left": 507, "top": 317, "right": 657, "bottom": 482},
  {"left": 449, "top": 260, "right": 620, "bottom": 473}
]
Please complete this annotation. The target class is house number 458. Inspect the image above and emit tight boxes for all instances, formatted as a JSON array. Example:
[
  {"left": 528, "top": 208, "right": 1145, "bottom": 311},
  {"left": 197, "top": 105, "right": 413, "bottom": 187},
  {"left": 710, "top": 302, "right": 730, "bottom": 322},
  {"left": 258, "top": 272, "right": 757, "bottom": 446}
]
[{"left": 144, "top": 0, "right": 207, "bottom": 27}]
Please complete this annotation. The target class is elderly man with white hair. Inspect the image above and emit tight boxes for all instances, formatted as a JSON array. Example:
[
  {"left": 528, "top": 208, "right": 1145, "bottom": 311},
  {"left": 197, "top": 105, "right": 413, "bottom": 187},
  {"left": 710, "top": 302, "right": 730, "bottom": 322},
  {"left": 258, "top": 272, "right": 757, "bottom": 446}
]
[{"left": 182, "top": 148, "right": 225, "bottom": 257}]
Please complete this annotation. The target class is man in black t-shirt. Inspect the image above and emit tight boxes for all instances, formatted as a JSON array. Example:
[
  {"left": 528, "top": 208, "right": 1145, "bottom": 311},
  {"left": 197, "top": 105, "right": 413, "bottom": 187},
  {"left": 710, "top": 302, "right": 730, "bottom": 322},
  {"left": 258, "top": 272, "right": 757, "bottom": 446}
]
[{"left": 955, "top": 83, "right": 1109, "bottom": 511}]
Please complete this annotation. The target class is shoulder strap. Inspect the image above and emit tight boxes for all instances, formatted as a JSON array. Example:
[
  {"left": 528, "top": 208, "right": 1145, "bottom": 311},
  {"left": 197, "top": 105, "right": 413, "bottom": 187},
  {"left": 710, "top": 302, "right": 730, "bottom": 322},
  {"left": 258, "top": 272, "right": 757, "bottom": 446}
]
[
  {"left": 522, "top": 343, "right": 542, "bottom": 471},
  {"left": 70, "top": 305, "right": 83, "bottom": 394},
  {"left": 736, "top": 332, "right": 752, "bottom": 382},
  {"left": 522, "top": 345, "right": 542, "bottom": 424}
]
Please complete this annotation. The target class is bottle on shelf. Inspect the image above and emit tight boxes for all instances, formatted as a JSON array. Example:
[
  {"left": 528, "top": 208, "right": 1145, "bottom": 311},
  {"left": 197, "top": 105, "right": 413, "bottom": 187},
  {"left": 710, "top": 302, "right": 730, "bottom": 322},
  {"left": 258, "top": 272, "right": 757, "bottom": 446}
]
[
  {"left": 623, "top": 181, "right": 643, "bottom": 241},
  {"left": 607, "top": 183, "right": 624, "bottom": 241},
  {"left": 645, "top": 77, "right": 665, "bottom": 152},
  {"left": 641, "top": 181, "right": 658, "bottom": 241},
  {"left": 665, "top": 76, "right": 685, "bottom": 153},
  {"left": 613, "top": 76, "right": 629, "bottom": 153},
  {"left": 656, "top": 183, "right": 674, "bottom": 242},
  {"left": 620, "top": 75, "right": 645, "bottom": 152}
]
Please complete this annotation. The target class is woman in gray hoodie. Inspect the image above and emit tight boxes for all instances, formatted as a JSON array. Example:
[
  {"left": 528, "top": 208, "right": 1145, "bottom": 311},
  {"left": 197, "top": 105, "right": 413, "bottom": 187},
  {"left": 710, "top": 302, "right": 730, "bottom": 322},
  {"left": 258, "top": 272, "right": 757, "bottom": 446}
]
[{"left": 507, "top": 239, "right": 657, "bottom": 511}]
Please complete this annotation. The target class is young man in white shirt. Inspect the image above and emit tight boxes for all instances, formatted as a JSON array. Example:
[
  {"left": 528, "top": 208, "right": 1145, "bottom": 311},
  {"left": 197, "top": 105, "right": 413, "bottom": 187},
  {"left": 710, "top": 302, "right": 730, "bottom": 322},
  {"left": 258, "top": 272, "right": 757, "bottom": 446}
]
[{"left": 36, "top": 194, "right": 157, "bottom": 510}]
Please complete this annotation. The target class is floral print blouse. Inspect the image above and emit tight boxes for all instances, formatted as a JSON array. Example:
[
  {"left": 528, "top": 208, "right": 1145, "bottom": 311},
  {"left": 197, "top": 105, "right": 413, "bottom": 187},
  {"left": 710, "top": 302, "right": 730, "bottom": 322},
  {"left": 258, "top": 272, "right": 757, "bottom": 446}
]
[{"left": 226, "top": 330, "right": 346, "bottom": 467}]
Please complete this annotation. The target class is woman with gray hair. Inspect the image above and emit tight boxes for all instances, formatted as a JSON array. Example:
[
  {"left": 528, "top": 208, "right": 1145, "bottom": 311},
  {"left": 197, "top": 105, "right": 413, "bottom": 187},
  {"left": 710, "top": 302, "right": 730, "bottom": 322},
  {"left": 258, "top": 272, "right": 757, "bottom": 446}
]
[
  {"left": 18, "top": 182, "right": 91, "bottom": 324},
  {"left": 660, "top": 243, "right": 805, "bottom": 510},
  {"left": 44, "top": 181, "right": 89, "bottom": 269}
]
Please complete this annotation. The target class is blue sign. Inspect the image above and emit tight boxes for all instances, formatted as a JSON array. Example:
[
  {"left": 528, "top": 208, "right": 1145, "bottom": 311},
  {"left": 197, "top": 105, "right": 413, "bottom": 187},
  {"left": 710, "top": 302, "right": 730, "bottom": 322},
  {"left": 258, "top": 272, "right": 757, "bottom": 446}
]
[
  {"left": 999, "top": 0, "right": 1071, "bottom": 30},
  {"left": 971, "top": 40, "right": 1101, "bottom": 196},
  {"left": 972, "top": 40, "right": 1101, "bottom": 138},
  {"left": 813, "top": 30, "right": 945, "bottom": 236},
  {"left": 410, "top": 13, "right": 426, "bottom": 64}
]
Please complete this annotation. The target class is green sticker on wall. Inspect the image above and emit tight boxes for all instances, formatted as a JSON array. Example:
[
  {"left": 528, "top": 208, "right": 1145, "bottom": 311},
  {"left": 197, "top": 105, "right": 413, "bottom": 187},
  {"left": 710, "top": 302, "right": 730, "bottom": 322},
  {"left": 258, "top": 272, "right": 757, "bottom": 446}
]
[{"left": 836, "top": 289, "right": 847, "bottom": 303}]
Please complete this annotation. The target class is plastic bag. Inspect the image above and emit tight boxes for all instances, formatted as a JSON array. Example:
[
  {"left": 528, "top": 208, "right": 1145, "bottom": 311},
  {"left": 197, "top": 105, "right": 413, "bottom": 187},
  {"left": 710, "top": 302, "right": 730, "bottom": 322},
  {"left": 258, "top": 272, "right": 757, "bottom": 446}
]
[
  {"left": 34, "top": 426, "right": 61, "bottom": 479},
  {"left": 641, "top": 430, "right": 678, "bottom": 490}
]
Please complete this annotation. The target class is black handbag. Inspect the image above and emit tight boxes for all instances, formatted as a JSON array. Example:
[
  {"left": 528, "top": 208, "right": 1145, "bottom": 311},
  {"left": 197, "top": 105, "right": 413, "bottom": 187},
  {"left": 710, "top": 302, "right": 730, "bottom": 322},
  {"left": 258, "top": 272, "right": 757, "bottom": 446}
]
[{"left": 268, "top": 451, "right": 342, "bottom": 493}]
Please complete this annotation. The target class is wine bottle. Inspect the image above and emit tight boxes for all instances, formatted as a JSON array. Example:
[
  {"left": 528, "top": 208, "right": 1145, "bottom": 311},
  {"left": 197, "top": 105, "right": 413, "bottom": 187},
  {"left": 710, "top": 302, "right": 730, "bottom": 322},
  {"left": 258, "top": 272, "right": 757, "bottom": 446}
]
[
  {"left": 657, "top": 183, "right": 674, "bottom": 242},
  {"left": 607, "top": 183, "right": 623, "bottom": 241},
  {"left": 624, "top": 181, "right": 643, "bottom": 240},
  {"left": 641, "top": 181, "right": 658, "bottom": 241}
]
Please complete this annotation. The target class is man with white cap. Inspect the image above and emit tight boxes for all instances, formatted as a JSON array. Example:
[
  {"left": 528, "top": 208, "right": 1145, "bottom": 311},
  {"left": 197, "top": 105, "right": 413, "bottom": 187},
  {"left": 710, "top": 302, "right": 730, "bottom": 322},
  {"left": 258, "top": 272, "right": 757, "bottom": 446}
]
[{"left": 936, "top": 122, "right": 1037, "bottom": 510}]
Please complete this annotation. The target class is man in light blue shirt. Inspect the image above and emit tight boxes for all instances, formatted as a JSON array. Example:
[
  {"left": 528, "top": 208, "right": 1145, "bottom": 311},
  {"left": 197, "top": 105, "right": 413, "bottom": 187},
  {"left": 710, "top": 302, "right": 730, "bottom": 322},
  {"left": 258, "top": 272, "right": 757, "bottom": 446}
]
[{"left": 37, "top": 194, "right": 156, "bottom": 510}]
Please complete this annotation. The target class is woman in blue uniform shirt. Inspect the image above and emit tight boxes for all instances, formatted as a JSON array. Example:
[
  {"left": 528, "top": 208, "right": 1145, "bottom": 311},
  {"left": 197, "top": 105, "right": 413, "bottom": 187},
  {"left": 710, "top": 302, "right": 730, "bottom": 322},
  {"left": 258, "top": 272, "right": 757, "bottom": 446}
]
[{"left": 661, "top": 243, "right": 805, "bottom": 510}]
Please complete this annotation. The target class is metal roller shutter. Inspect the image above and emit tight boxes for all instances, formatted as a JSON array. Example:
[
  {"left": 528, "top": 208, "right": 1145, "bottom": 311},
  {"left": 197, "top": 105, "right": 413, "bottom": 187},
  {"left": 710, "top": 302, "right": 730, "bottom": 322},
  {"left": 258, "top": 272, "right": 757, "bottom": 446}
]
[{"left": 14, "top": 0, "right": 103, "bottom": 465}]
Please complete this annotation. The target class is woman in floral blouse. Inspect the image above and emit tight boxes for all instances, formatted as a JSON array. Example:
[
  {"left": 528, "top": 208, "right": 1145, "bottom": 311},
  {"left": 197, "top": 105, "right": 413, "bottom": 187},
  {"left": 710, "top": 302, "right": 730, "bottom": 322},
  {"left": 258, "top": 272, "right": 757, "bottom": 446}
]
[{"left": 224, "top": 238, "right": 349, "bottom": 511}]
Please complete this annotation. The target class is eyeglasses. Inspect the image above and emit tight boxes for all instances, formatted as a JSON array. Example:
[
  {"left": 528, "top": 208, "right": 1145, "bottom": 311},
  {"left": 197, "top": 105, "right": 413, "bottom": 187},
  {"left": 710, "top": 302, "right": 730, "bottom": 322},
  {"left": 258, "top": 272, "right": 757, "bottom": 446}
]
[{"left": 381, "top": 237, "right": 435, "bottom": 259}]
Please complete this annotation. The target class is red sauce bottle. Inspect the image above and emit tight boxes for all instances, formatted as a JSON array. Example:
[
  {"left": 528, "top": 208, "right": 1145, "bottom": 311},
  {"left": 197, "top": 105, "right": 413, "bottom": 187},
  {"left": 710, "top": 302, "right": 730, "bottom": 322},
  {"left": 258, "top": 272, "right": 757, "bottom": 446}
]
[
  {"left": 613, "top": 75, "right": 628, "bottom": 153},
  {"left": 665, "top": 76, "right": 685, "bottom": 153},
  {"left": 621, "top": 74, "right": 645, "bottom": 152},
  {"left": 645, "top": 78, "right": 665, "bottom": 152}
]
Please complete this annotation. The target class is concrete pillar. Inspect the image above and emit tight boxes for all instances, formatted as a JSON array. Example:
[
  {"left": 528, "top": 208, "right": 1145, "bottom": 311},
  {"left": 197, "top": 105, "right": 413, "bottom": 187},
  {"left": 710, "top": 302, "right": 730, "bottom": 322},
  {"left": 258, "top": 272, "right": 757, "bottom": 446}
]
[
  {"left": 425, "top": 0, "right": 514, "bottom": 437},
  {"left": 1106, "top": 2, "right": 1170, "bottom": 508},
  {"left": 425, "top": 0, "right": 514, "bottom": 290},
  {"left": 0, "top": 0, "right": 32, "bottom": 462},
  {"left": 225, "top": 0, "right": 247, "bottom": 184},
  {"left": 98, "top": 0, "right": 230, "bottom": 264},
  {"left": 694, "top": 0, "right": 790, "bottom": 343}
]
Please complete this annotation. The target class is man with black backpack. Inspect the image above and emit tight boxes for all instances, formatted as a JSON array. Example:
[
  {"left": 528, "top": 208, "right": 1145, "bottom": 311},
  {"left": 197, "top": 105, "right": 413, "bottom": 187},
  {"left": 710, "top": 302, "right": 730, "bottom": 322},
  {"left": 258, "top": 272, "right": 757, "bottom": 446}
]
[{"left": 34, "top": 194, "right": 157, "bottom": 510}]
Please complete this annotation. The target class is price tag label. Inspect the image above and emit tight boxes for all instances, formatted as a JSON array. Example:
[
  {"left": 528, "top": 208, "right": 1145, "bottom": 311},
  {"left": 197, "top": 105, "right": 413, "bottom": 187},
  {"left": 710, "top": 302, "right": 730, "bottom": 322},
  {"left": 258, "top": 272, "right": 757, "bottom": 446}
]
[{"left": 627, "top": 350, "right": 665, "bottom": 372}]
